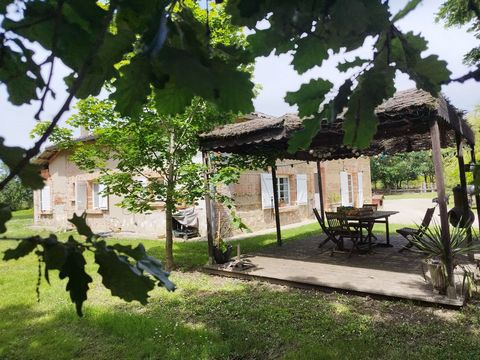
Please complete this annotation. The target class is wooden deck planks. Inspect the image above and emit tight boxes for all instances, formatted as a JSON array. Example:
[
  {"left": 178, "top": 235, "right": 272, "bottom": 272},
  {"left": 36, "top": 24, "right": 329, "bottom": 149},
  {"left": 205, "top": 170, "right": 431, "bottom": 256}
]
[{"left": 204, "top": 236, "right": 466, "bottom": 307}]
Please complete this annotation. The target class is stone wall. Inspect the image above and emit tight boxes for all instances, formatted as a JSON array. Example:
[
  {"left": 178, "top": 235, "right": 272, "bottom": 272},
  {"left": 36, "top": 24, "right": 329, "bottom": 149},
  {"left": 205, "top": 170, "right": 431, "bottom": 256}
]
[
  {"left": 34, "top": 150, "right": 208, "bottom": 238},
  {"left": 229, "top": 161, "right": 317, "bottom": 233},
  {"left": 321, "top": 157, "right": 372, "bottom": 210},
  {"left": 34, "top": 151, "right": 372, "bottom": 238}
]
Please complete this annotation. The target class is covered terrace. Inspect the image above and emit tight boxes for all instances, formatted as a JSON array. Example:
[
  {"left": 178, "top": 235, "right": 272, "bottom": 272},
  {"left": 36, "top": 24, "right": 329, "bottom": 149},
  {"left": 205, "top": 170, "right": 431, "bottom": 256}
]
[{"left": 199, "top": 88, "right": 479, "bottom": 306}]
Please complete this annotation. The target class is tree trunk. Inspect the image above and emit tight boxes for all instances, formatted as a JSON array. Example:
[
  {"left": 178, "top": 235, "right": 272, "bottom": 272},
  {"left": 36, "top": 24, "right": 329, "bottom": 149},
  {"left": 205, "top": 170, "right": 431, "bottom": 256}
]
[
  {"left": 165, "top": 189, "right": 175, "bottom": 271},
  {"left": 164, "top": 133, "right": 176, "bottom": 271}
]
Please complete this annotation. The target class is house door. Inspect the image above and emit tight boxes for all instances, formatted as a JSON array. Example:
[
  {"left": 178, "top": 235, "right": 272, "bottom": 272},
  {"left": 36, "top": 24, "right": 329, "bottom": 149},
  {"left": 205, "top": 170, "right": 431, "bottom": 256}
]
[{"left": 340, "top": 171, "right": 353, "bottom": 206}]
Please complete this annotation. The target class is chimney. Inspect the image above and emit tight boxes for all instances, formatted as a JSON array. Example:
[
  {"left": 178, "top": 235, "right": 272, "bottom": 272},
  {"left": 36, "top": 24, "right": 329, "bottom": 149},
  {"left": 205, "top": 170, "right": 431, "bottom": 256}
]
[{"left": 79, "top": 126, "right": 90, "bottom": 137}]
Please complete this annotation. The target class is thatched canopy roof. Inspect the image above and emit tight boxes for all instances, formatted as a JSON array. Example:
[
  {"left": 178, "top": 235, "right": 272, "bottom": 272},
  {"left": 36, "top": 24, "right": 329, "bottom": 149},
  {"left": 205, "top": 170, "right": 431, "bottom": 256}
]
[{"left": 200, "top": 89, "right": 475, "bottom": 161}]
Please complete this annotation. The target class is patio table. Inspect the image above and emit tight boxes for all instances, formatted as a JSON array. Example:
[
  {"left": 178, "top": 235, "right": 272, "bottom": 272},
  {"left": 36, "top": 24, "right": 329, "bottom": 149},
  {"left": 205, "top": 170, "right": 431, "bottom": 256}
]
[{"left": 341, "top": 210, "right": 399, "bottom": 246}]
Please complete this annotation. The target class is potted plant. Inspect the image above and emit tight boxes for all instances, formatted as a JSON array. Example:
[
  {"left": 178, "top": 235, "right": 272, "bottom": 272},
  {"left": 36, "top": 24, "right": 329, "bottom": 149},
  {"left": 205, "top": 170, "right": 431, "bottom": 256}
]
[
  {"left": 212, "top": 204, "right": 234, "bottom": 264},
  {"left": 213, "top": 239, "right": 233, "bottom": 264},
  {"left": 409, "top": 222, "right": 480, "bottom": 295},
  {"left": 328, "top": 193, "right": 341, "bottom": 211}
]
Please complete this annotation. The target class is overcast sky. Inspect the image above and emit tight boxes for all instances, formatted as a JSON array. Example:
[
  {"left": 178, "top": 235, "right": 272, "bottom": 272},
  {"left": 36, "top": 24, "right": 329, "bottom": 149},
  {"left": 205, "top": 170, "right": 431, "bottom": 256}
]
[{"left": 1, "top": 0, "right": 479, "bottom": 148}]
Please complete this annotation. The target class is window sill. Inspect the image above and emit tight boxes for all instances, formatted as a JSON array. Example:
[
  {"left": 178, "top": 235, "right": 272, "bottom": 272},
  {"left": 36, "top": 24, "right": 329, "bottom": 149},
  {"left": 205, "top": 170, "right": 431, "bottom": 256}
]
[
  {"left": 40, "top": 211, "right": 53, "bottom": 216},
  {"left": 86, "top": 209, "right": 105, "bottom": 215},
  {"left": 278, "top": 205, "right": 298, "bottom": 213},
  {"left": 149, "top": 202, "right": 166, "bottom": 209}
]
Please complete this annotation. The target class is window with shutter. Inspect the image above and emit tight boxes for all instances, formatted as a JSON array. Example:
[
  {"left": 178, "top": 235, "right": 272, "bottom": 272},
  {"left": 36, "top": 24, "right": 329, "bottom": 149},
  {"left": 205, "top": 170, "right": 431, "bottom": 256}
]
[
  {"left": 92, "top": 183, "right": 100, "bottom": 209},
  {"left": 277, "top": 176, "right": 290, "bottom": 205},
  {"left": 340, "top": 171, "right": 352, "bottom": 206},
  {"left": 296, "top": 174, "right": 308, "bottom": 205},
  {"left": 98, "top": 183, "right": 109, "bottom": 210},
  {"left": 260, "top": 173, "right": 273, "bottom": 209},
  {"left": 40, "top": 185, "right": 51, "bottom": 212},
  {"left": 92, "top": 183, "right": 108, "bottom": 210},
  {"left": 75, "top": 181, "right": 87, "bottom": 211}
]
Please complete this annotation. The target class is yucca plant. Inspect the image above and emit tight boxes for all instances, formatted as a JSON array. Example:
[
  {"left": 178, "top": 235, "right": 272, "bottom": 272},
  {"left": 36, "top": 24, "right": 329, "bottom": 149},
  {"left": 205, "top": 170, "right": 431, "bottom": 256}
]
[
  {"left": 410, "top": 222, "right": 480, "bottom": 260},
  {"left": 409, "top": 221, "right": 480, "bottom": 295}
]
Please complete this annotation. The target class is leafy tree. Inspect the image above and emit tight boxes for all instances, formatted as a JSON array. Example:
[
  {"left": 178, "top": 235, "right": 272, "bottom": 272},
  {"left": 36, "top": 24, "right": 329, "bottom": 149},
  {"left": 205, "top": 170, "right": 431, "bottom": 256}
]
[
  {"left": 409, "top": 151, "right": 436, "bottom": 186},
  {"left": 59, "top": 96, "right": 244, "bottom": 270},
  {"left": 371, "top": 151, "right": 435, "bottom": 190},
  {"left": 0, "top": 164, "right": 33, "bottom": 210},
  {"left": 438, "top": 0, "right": 480, "bottom": 66},
  {"left": 371, "top": 153, "right": 418, "bottom": 190}
]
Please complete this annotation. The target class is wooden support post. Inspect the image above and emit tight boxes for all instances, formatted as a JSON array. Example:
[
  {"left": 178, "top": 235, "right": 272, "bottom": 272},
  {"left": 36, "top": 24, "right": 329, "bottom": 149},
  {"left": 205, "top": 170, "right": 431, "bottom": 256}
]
[
  {"left": 316, "top": 160, "right": 325, "bottom": 218},
  {"left": 471, "top": 147, "right": 480, "bottom": 235},
  {"left": 430, "top": 120, "right": 455, "bottom": 297},
  {"left": 271, "top": 164, "right": 282, "bottom": 246},
  {"left": 456, "top": 135, "right": 473, "bottom": 260},
  {"left": 202, "top": 151, "right": 215, "bottom": 264}
]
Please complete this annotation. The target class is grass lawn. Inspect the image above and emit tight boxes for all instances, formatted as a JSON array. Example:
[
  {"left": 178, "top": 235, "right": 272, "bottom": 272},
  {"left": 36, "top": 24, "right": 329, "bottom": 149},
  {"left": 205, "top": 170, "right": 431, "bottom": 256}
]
[
  {"left": 2, "top": 212, "right": 480, "bottom": 359},
  {"left": 383, "top": 192, "right": 437, "bottom": 200}
]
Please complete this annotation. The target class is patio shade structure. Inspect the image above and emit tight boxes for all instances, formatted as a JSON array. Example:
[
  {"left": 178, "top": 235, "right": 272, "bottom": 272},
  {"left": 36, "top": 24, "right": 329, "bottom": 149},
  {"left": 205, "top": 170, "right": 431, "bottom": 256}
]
[{"left": 199, "top": 88, "right": 477, "bottom": 295}]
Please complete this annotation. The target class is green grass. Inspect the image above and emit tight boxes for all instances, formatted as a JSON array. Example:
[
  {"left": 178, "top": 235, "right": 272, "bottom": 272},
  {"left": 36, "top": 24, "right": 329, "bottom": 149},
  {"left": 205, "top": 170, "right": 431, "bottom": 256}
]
[
  {"left": 2, "top": 211, "right": 480, "bottom": 359},
  {"left": 384, "top": 192, "right": 437, "bottom": 200}
]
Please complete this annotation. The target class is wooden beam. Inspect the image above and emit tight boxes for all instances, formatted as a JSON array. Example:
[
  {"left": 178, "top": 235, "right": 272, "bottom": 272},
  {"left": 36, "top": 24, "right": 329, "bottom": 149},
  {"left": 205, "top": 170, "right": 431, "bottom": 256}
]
[
  {"left": 430, "top": 119, "right": 455, "bottom": 297},
  {"left": 456, "top": 135, "right": 473, "bottom": 260},
  {"left": 471, "top": 147, "right": 480, "bottom": 235},
  {"left": 202, "top": 151, "right": 215, "bottom": 264},
  {"left": 271, "top": 164, "right": 282, "bottom": 246},
  {"left": 316, "top": 160, "right": 325, "bottom": 218}
]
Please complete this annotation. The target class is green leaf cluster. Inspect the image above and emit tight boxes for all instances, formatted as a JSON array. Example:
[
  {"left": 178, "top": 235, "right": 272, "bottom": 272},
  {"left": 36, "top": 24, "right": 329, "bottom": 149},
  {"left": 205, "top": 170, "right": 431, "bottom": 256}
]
[
  {"left": 2, "top": 212, "right": 174, "bottom": 316},
  {"left": 437, "top": 0, "right": 480, "bottom": 66},
  {"left": 226, "top": 0, "right": 453, "bottom": 151}
]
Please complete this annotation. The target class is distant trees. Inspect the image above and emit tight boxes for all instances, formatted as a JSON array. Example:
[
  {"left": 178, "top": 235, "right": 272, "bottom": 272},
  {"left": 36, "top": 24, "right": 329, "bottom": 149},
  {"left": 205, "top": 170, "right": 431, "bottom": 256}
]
[
  {"left": 371, "top": 151, "right": 435, "bottom": 191},
  {"left": 0, "top": 164, "right": 32, "bottom": 211}
]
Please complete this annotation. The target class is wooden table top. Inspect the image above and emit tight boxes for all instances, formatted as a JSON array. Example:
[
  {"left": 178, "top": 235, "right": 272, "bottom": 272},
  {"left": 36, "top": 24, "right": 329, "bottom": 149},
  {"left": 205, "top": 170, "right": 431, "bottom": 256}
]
[{"left": 340, "top": 210, "right": 399, "bottom": 221}]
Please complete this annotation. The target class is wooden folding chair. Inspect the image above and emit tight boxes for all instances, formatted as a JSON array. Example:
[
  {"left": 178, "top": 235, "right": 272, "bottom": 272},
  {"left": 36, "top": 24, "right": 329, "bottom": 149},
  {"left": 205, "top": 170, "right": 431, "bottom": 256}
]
[
  {"left": 358, "top": 204, "right": 379, "bottom": 241},
  {"left": 325, "top": 211, "right": 363, "bottom": 257},
  {"left": 363, "top": 204, "right": 378, "bottom": 211},
  {"left": 397, "top": 207, "right": 436, "bottom": 252},
  {"left": 313, "top": 208, "right": 342, "bottom": 250}
]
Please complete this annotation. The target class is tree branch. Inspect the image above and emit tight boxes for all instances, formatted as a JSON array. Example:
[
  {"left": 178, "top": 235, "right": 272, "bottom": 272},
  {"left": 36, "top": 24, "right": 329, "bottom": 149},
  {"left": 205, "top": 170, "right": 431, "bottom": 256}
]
[
  {"left": 0, "top": 1, "right": 118, "bottom": 192},
  {"left": 468, "top": 0, "right": 480, "bottom": 20},
  {"left": 446, "top": 67, "right": 480, "bottom": 84},
  {"left": 35, "top": 0, "right": 65, "bottom": 120},
  {"left": 4, "top": 15, "right": 54, "bottom": 32}
]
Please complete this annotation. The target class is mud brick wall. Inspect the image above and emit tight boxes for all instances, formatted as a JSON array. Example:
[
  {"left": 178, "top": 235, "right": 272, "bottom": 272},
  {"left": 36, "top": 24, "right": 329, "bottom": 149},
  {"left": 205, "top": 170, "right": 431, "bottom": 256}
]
[{"left": 35, "top": 150, "right": 372, "bottom": 238}]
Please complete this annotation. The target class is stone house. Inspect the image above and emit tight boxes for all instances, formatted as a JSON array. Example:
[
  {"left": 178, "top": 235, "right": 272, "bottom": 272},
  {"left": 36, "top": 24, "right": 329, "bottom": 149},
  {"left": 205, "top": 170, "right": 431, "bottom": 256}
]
[
  {"left": 228, "top": 157, "right": 371, "bottom": 232},
  {"left": 33, "top": 145, "right": 372, "bottom": 238}
]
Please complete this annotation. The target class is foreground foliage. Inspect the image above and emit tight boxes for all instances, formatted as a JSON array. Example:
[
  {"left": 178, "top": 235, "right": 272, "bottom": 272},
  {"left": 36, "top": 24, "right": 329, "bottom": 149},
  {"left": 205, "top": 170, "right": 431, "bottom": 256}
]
[{"left": 2, "top": 212, "right": 175, "bottom": 316}]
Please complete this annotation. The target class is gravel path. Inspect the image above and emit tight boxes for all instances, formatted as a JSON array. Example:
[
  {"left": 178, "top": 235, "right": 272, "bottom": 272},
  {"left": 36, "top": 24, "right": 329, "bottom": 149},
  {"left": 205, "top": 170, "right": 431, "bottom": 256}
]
[{"left": 383, "top": 198, "right": 479, "bottom": 227}]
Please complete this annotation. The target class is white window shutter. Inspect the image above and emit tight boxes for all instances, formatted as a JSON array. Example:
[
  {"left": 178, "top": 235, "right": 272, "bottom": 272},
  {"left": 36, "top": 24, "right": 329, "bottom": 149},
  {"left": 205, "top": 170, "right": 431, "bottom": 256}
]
[
  {"left": 357, "top": 172, "right": 364, "bottom": 207},
  {"left": 296, "top": 174, "right": 308, "bottom": 205},
  {"left": 40, "top": 186, "right": 51, "bottom": 211},
  {"left": 92, "top": 183, "right": 100, "bottom": 209},
  {"left": 76, "top": 181, "right": 87, "bottom": 211},
  {"left": 138, "top": 177, "right": 148, "bottom": 187},
  {"left": 260, "top": 173, "right": 273, "bottom": 209},
  {"left": 340, "top": 171, "right": 349, "bottom": 206},
  {"left": 99, "top": 183, "right": 109, "bottom": 210}
]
